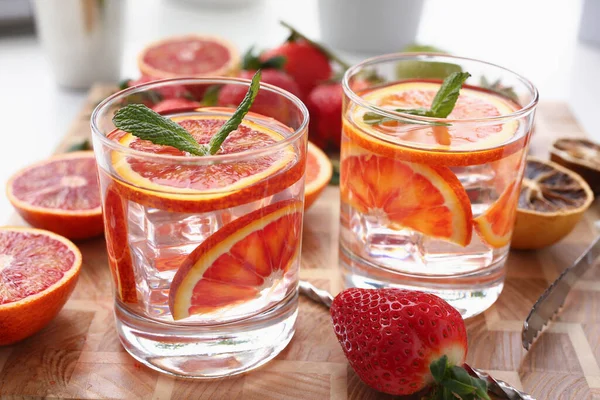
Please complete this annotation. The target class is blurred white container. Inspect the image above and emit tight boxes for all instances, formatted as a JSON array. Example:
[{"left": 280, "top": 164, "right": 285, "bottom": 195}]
[
  {"left": 318, "top": 0, "right": 424, "bottom": 54},
  {"left": 32, "top": 0, "right": 124, "bottom": 89}
]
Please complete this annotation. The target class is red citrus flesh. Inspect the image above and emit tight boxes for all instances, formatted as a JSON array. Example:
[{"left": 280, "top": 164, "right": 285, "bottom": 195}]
[
  {"left": 109, "top": 114, "right": 303, "bottom": 213},
  {"left": 6, "top": 151, "right": 103, "bottom": 240},
  {"left": 169, "top": 200, "right": 303, "bottom": 320},
  {"left": 474, "top": 181, "right": 520, "bottom": 248},
  {"left": 0, "top": 227, "right": 81, "bottom": 345},
  {"left": 138, "top": 35, "right": 239, "bottom": 79},
  {"left": 304, "top": 141, "right": 332, "bottom": 210}
]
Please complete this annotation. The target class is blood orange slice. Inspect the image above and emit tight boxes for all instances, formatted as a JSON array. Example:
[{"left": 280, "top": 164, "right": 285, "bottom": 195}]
[
  {"left": 103, "top": 183, "right": 137, "bottom": 303},
  {"left": 110, "top": 114, "right": 303, "bottom": 213},
  {"left": 6, "top": 151, "right": 103, "bottom": 240},
  {"left": 169, "top": 200, "right": 303, "bottom": 320},
  {"left": 0, "top": 227, "right": 81, "bottom": 345},
  {"left": 305, "top": 142, "right": 332, "bottom": 210},
  {"left": 345, "top": 81, "right": 523, "bottom": 166},
  {"left": 138, "top": 35, "right": 240, "bottom": 79},
  {"left": 340, "top": 146, "right": 473, "bottom": 246},
  {"left": 473, "top": 181, "right": 520, "bottom": 248}
]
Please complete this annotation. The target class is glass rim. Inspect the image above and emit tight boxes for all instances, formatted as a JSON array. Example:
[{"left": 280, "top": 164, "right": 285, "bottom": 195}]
[
  {"left": 90, "top": 77, "right": 309, "bottom": 163},
  {"left": 342, "top": 52, "right": 539, "bottom": 125}
]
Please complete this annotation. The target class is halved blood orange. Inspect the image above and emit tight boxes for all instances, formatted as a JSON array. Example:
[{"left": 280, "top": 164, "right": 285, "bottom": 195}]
[
  {"left": 345, "top": 81, "right": 524, "bottom": 166},
  {"left": 102, "top": 183, "right": 137, "bottom": 303},
  {"left": 169, "top": 200, "right": 303, "bottom": 320},
  {"left": 0, "top": 227, "right": 81, "bottom": 345},
  {"left": 304, "top": 142, "right": 332, "bottom": 210},
  {"left": 110, "top": 114, "right": 304, "bottom": 213},
  {"left": 473, "top": 181, "right": 520, "bottom": 248},
  {"left": 340, "top": 145, "right": 473, "bottom": 246},
  {"left": 138, "top": 35, "right": 240, "bottom": 79},
  {"left": 6, "top": 151, "right": 104, "bottom": 240}
]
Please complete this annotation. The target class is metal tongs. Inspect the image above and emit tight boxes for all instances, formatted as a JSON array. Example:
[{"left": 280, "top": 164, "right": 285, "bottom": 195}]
[{"left": 298, "top": 280, "right": 535, "bottom": 400}]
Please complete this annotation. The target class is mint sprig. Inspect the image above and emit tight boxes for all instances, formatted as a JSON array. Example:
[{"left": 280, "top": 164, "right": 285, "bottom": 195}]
[
  {"left": 362, "top": 72, "right": 471, "bottom": 126},
  {"left": 113, "top": 70, "right": 262, "bottom": 156}
]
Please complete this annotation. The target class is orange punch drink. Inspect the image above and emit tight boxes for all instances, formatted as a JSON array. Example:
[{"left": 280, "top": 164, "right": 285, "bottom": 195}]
[
  {"left": 340, "top": 54, "right": 538, "bottom": 317},
  {"left": 91, "top": 77, "right": 308, "bottom": 378}
]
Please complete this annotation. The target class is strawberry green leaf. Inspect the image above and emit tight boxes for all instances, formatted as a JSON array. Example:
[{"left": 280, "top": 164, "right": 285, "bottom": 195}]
[
  {"left": 242, "top": 47, "right": 286, "bottom": 70},
  {"left": 430, "top": 355, "right": 448, "bottom": 383},
  {"left": 441, "top": 379, "right": 477, "bottom": 396}
]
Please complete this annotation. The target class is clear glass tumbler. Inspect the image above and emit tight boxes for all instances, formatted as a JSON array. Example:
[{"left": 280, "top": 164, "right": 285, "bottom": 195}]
[
  {"left": 91, "top": 78, "right": 308, "bottom": 378},
  {"left": 339, "top": 54, "right": 538, "bottom": 318}
]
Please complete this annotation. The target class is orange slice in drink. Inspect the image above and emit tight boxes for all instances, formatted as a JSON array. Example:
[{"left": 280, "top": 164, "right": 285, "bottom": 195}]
[
  {"left": 304, "top": 142, "right": 333, "bottom": 210},
  {"left": 345, "top": 81, "right": 523, "bottom": 166},
  {"left": 109, "top": 114, "right": 304, "bottom": 213},
  {"left": 102, "top": 183, "right": 137, "bottom": 303},
  {"left": 0, "top": 227, "right": 81, "bottom": 345},
  {"left": 169, "top": 200, "right": 302, "bottom": 320},
  {"left": 6, "top": 151, "right": 103, "bottom": 240},
  {"left": 340, "top": 145, "right": 473, "bottom": 246},
  {"left": 474, "top": 181, "right": 520, "bottom": 248}
]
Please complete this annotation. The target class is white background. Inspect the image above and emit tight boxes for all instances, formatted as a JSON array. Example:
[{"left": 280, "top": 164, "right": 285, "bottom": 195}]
[{"left": 0, "top": 0, "right": 598, "bottom": 222}]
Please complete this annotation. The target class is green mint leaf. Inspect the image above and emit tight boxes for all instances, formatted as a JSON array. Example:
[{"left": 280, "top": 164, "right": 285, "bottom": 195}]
[
  {"left": 113, "top": 103, "right": 206, "bottom": 156},
  {"left": 202, "top": 84, "right": 222, "bottom": 106},
  {"left": 362, "top": 111, "right": 450, "bottom": 126},
  {"left": 430, "top": 355, "right": 448, "bottom": 383},
  {"left": 429, "top": 72, "right": 471, "bottom": 118},
  {"left": 441, "top": 379, "right": 476, "bottom": 396},
  {"left": 207, "top": 70, "right": 261, "bottom": 155}
]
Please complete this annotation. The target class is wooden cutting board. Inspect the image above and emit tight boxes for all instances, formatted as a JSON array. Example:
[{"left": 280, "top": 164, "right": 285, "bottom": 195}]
[{"left": 1, "top": 85, "right": 599, "bottom": 400}]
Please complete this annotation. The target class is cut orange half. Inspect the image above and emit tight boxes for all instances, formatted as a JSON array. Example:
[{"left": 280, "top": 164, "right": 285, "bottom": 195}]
[
  {"left": 340, "top": 145, "right": 473, "bottom": 246},
  {"left": 473, "top": 181, "right": 520, "bottom": 248},
  {"left": 305, "top": 141, "right": 333, "bottom": 210},
  {"left": 345, "top": 81, "right": 524, "bottom": 166},
  {"left": 0, "top": 227, "right": 81, "bottom": 345},
  {"left": 6, "top": 151, "right": 103, "bottom": 240},
  {"left": 138, "top": 34, "right": 240, "bottom": 79},
  {"left": 169, "top": 200, "right": 303, "bottom": 320},
  {"left": 109, "top": 114, "right": 304, "bottom": 213}
]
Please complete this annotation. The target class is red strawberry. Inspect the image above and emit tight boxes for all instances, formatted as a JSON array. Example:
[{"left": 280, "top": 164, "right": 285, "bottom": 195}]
[
  {"left": 306, "top": 82, "right": 343, "bottom": 151},
  {"left": 217, "top": 69, "right": 301, "bottom": 119},
  {"left": 152, "top": 98, "right": 200, "bottom": 114},
  {"left": 331, "top": 288, "right": 489, "bottom": 398},
  {"left": 262, "top": 40, "right": 331, "bottom": 98}
]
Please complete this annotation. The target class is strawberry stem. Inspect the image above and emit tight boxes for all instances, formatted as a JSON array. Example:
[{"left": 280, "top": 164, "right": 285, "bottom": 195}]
[
  {"left": 428, "top": 356, "right": 491, "bottom": 400},
  {"left": 280, "top": 20, "right": 351, "bottom": 71}
]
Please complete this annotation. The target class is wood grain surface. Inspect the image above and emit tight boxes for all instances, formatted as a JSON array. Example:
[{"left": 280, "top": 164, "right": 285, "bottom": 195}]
[{"left": 1, "top": 85, "right": 599, "bottom": 400}]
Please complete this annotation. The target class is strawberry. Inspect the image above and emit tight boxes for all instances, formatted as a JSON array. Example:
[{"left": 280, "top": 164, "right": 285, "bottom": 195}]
[
  {"left": 261, "top": 40, "right": 331, "bottom": 97},
  {"left": 152, "top": 98, "right": 201, "bottom": 114},
  {"left": 306, "top": 82, "right": 343, "bottom": 150},
  {"left": 331, "top": 288, "right": 490, "bottom": 399},
  {"left": 128, "top": 75, "right": 191, "bottom": 100}
]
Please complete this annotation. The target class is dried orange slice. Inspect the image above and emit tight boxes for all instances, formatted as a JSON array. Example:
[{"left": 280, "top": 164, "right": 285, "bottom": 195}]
[
  {"left": 6, "top": 151, "right": 103, "bottom": 240},
  {"left": 109, "top": 114, "right": 303, "bottom": 213},
  {"left": 304, "top": 142, "right": 332, "bottom": 210},
  {"left": 138, "top": 34, "right": 240, "bottom": 79},
  {"left": 0, "top": 227, "right": 81, "bottom": 345},
  {"left": 550, "top": 138, "right": 600, "bottom": 195},
  {"left": 340, "top": 145, "right": 473, "bottom": 246},
  {"left": 345, "top": 81, "right": 524, "bottom": 166},
  {"left": 169, "top": 200, "right": 302, "bottom": 320},
  {"left": 474, "top": 181, "right": 520, "bottom": 248},
  {"left": 511, "top": 157, "right": 594, "bottom": 250}
]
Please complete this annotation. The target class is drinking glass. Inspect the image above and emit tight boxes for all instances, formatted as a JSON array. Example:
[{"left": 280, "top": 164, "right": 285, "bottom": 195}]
[
  {"left": 339, "top": 54, "right": 538, "bottom": 317},
  {"left": 91, "top": 78, "right": 308, "bottom": 378}
]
